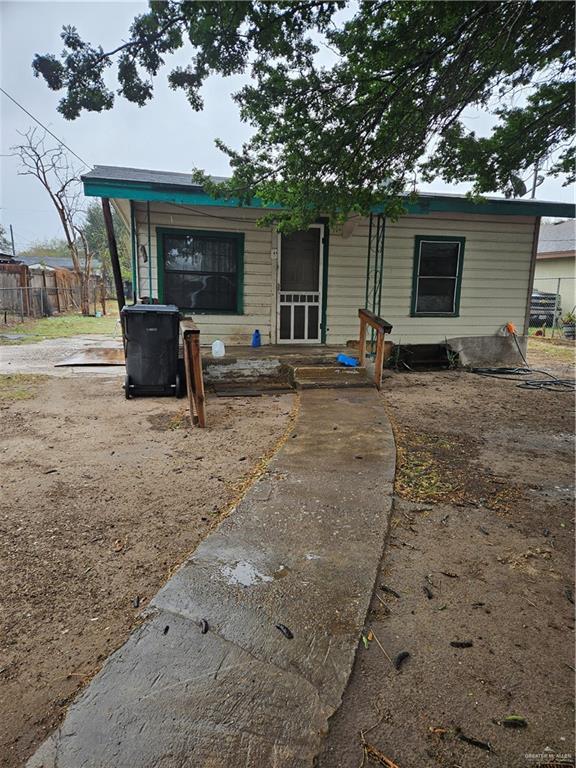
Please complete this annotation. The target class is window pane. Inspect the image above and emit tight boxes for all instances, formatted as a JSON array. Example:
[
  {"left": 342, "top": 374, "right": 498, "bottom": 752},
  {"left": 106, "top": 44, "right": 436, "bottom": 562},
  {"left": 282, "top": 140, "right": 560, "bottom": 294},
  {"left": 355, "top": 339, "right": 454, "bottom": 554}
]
[
  {"left": 281, "top": 229, "right": 320, "bottom": 291},
  {"left": 165, "top": 235, "right": 237, "bottom": 274},
  {"left": 416, "top": 278, "right": 456, "bottom": 313},
  {"left": 162, "top": 232, "right": 240, "bottom": 312},
  {"left": 165, "top": 272, "right": 236, "bottom": 311},
  {"left": 419, "top": 241, "right": 459, "bottom": 277},
  {"left": 307, "top": 305, "right": 319, "bottom": 340},
  {"left": 293, "top": 305, "right": 306, "bottom": 339},
  {"left": 280, "top": 305, "right": 291, "bottom": 339}
]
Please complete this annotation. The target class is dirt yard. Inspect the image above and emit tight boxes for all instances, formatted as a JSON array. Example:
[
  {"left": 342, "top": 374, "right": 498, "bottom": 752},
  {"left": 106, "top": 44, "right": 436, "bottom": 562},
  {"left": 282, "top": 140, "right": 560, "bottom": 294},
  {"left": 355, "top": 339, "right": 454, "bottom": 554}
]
[
  {"left": 0, "top": 375, "right": 294, "bottom": 767},
  {"left": 320, "top": 344, "right": 575, "bottom": 768}
]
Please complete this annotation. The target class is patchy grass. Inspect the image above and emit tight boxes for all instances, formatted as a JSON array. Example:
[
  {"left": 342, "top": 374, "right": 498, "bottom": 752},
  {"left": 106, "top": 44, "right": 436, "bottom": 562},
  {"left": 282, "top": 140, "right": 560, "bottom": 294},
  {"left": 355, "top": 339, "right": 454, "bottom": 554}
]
[
  {"left": 167, "top": 410, "right": 189, "bottom": 430},
  {"left": 394, "top": 430, "right": 457, "bottom": 503},
  {"left": 391, "top": 420, "right": 522, "bottom": 512},
  {"left": 528, "top": 336, "right": 576, "bottom": 364},
  {"left": 0, "top": 374, "right": 49, "bottom": 402},
  {"left": 0, "top": 307, "right": 119, "bottom": 345}
]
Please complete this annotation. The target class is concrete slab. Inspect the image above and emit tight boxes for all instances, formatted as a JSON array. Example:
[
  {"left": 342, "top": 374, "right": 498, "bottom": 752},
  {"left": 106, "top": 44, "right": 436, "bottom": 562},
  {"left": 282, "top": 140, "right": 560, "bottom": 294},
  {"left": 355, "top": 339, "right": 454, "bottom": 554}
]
[
  {"left": 291, "top": 365, "right": 373, "bottom": 389},
  {"left": 447, "top": 334, "right": 528, "bottom": 367},
  {"left": 28, "top": 388, "right": 395, "bottom": 768},
  {"left": 0, "top": 335, "right": 124, "bottom": 377}
]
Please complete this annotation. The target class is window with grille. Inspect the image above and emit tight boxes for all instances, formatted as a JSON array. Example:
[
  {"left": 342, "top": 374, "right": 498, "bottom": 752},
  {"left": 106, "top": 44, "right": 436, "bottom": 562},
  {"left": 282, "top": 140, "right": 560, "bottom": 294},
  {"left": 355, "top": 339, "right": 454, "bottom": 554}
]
[{"left": 160, "top": 229, "right": 243, "bottom": 313}]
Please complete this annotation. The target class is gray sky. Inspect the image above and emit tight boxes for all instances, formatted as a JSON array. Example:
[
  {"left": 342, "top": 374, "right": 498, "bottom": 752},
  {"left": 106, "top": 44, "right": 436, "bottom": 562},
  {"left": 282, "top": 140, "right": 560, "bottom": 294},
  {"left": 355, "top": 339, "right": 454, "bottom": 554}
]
[{"left": 1, "top": 0, "right": 573, "bottom": 252}]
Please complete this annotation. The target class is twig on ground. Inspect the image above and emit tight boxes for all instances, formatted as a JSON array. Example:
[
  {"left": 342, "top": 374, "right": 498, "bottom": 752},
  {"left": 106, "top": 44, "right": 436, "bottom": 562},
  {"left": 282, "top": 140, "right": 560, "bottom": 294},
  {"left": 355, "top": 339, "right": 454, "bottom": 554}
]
[
  {"left": 374, "top": 593, "right": 390, "bottom": 612},
  {"left": 369, "top": 628, "right": 394, "bottom": 664}
]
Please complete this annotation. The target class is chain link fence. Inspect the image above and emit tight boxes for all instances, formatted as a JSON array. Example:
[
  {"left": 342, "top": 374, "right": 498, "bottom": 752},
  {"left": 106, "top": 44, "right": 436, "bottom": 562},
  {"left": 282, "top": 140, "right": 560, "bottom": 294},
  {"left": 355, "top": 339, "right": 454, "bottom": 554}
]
[{"left": 529, "top": 276, "right": 576, "bottom": 338}]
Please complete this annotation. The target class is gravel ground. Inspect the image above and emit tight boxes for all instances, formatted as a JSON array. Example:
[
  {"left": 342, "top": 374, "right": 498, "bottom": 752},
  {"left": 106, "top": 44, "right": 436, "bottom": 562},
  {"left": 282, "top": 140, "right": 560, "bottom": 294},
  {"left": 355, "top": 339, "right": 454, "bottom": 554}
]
[{"left": 0, "top": 375, "right": 294, "bottom": 767}]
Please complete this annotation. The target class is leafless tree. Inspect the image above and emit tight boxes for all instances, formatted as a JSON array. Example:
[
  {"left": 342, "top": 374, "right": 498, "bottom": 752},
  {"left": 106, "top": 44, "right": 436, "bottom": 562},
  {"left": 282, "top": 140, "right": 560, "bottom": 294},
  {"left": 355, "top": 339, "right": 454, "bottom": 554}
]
[{"left": 12, "top": 127, "right": 93, "bottom": 315}]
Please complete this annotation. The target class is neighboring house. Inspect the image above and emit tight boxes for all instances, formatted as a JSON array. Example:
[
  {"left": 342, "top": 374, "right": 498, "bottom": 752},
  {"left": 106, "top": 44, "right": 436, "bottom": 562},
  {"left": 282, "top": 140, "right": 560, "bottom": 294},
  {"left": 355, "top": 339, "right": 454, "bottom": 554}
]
[
  {"left": 81, "top": 166, "right": 575, "bottom": 346},
  {"left": 534, "top": 219, "right": 576, "bottom": 316},
  {"left": 16, "top": 255, "right": 102, "bottom": 275}
]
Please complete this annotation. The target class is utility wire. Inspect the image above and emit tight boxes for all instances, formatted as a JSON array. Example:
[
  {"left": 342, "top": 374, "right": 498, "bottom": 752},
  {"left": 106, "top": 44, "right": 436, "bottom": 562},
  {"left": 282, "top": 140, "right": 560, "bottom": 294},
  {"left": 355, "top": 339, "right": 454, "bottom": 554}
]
[{"left": 0, "top": 87, "right": 90, "bottom": 168}]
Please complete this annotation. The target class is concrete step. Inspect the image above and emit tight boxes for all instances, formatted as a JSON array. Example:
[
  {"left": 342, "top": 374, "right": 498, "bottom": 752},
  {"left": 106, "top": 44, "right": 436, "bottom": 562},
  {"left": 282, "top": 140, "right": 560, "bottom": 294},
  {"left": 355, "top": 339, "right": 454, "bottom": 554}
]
[{"left": 291, "top": 365, "right": 374, "bottom": 389}]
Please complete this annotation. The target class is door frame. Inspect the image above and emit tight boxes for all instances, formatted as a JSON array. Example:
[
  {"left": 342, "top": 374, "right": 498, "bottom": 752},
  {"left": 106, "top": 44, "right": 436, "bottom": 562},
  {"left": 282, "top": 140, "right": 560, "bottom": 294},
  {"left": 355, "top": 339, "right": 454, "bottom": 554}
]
[{"left": 276, "top": 223, "right": 325, "bottom": 344}]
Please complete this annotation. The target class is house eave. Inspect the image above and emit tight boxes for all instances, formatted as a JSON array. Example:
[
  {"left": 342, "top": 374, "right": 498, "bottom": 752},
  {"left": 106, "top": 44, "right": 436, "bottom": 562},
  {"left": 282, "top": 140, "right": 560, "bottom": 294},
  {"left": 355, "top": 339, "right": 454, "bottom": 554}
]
[{"left": 81, "top": 175, "right": 576, "bottom": 219}]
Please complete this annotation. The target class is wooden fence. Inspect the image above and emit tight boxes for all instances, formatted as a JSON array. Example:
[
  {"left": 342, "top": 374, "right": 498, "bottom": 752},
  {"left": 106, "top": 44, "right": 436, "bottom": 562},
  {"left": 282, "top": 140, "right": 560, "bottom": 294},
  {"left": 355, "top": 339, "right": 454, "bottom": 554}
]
[{"left": 0, "top": 263, "right": 104, "bottom": 321}]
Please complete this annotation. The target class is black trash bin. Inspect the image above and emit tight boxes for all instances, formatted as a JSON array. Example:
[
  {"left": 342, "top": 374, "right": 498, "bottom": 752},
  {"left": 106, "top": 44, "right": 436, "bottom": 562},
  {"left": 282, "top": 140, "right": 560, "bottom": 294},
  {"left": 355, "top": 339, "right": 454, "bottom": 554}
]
[{"left": 121, "top": 304, "right": 181, "bottom": 398}]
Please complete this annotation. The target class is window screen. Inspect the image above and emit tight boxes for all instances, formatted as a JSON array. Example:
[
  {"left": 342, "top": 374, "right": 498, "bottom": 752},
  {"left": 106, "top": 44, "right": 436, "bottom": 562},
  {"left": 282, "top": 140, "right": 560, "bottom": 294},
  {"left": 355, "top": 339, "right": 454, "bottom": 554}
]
[
  {"left": 412, "top": 238, "right": 464, "bottom": 315},
  {"left": 162, "top": 231, "right": 242, "bottom": 312}
]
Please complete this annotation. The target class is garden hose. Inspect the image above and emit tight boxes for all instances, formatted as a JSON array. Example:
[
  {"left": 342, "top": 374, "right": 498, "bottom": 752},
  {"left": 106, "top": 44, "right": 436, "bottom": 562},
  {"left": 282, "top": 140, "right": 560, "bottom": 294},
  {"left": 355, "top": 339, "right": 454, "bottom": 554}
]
[{"left": 470, "top": 332, "right": 575, "bottom": 392}]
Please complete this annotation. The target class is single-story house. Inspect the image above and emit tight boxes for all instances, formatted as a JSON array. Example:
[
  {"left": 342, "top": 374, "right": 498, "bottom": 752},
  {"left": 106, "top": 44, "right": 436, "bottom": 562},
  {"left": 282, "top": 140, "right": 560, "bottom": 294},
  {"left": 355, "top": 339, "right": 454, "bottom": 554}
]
[
  {"left": 81, "top": 166, "right": 575, "bottom": 348},
  {"left": 534, "top": 219, "right": 576, "bottom": 317},
  {"left": 16, "top": 254, "right": 103, "bottom": 276}
]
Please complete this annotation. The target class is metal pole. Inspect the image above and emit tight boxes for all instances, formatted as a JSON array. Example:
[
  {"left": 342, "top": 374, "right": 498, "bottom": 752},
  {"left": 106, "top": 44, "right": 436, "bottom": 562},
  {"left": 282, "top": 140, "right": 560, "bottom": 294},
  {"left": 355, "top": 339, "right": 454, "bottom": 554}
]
[
  {"left": 365, "top": 213, "right": 373, "bottom": 310},
  {"left": 9, "top": 225, "right": 16, "bottom": 256},
  {"left": 377, "top": 216, "right": 385, "bottom": 317},
  {"left": 147, "top": 201, "right": 152, "bottom": 302},
  {"left": 19, "top": 288, "right": 23, "bottom": 321},
  {"left": 552, "top": 277, "right": 561, "bottom": 338},
  {"left": 530, "top": 158, "right": 540, "bottom": 199},
  {"left": 130, "top": 200, "right": 138, "bottom": 304},
  {"left": 370, "top": 217, "right": 382, "bottom": 355}
]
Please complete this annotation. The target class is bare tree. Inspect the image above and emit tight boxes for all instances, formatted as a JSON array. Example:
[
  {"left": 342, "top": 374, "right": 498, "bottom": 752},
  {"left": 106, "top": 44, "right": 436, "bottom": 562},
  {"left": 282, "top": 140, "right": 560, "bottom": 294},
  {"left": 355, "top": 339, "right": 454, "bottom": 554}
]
[{"left": 13, "top": 128, "right": 93, "bottom": 315}]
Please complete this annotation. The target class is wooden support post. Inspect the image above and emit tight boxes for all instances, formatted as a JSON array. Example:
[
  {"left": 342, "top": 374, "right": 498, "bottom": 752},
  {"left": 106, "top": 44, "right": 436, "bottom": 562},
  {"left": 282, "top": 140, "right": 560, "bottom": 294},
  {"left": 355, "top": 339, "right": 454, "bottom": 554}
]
[
  {"left": 180, "top": 319, "right": 206, "bottom": 428},
  {"left": 19, "top": 267, "right": 30, "bottom": 317},
  {"left": 358, "top": 308, "right": 393, "bottom": 389},
  {"left": 182, "top": 333, "right": 197, "bottom": 426},
  {"left": 359, "top": 315, "right": 366, "bottom": 367},
  {"left": 100, "top": 281, "right": 107, "bottom": 315},
  {"left": 190, "top": 332, "right": 206, "bottom": 427},
  {"left": 374, "top": 331, "right": 385, "bottom": 391},
  {"left": 41, "top": 268, "right": 48, "bottom": 316},
  {"left": 101, "top": 197, "right": 126, "bottom": 316},
  {"left": 53, "top": 271, "right": 61, "bottom": 313}
]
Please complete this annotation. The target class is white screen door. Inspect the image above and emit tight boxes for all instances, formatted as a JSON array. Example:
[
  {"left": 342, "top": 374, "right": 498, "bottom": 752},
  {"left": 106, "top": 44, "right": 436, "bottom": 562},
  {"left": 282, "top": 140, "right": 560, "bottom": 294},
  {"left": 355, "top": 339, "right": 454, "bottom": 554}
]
[{"left": 277, "top": 225, "right": 323, "bottom": 343}]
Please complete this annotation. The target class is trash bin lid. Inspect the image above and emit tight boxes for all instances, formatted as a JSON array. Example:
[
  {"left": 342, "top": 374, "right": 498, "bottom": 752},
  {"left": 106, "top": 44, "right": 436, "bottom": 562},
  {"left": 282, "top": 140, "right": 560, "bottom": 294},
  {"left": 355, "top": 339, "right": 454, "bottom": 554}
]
[{"left": 121, "top": 304, "right": 179, "bottom": 315}]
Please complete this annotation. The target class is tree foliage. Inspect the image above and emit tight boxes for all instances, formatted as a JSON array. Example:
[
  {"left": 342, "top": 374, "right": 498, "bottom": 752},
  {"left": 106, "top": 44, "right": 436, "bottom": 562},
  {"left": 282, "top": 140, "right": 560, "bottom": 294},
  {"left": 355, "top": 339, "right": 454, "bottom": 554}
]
[
  {"left": 17, "top": 237, "right": 70, "bottom": 260},
  {"left": 33, "top": 1, "right": 575, "bottom": 228},
  {"left": 12, "top": 128, "right": 94, "bottom": 313},
  {"left": 83, "top": 201, "right": 131, "bottom": 281},
  {"left": 0, "top": 225, "right": 12, "bottom": 253}
]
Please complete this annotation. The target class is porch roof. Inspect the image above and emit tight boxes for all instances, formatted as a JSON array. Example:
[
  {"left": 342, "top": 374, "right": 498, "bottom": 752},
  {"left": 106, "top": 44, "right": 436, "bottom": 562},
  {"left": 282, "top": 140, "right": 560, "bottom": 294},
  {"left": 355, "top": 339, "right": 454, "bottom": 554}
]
[{"left": 82, "top": 165, "right": 576, "bottom": 219}]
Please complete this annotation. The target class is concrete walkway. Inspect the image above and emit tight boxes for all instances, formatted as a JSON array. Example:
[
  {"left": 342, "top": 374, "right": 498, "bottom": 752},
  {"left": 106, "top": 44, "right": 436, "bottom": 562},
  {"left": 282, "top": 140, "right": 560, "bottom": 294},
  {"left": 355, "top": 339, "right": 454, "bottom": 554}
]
[{"left": 29, "top": 388, "right": 395, "bottom": 768}]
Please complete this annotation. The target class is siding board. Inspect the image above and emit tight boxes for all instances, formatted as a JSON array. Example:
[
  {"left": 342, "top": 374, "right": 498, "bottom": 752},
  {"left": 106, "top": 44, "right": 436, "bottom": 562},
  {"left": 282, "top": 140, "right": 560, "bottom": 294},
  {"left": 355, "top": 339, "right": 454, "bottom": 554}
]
[
  {"left": 134, "top": 202, "right": 274, "bottom": 342},
  {"left": 326, "top": 213, "right": 536, "bottom": 344},
  {"left": 126, "top": 200, "right": 536, "bottom": 346}
]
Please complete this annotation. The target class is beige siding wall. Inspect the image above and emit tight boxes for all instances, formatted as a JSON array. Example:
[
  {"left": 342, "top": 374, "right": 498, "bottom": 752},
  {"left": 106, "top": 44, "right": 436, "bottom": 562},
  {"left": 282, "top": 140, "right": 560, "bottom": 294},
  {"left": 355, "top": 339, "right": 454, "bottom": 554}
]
[
  {"left": 326, "top": 213, "right": 537, "bottom": 345},
  {"left": 127, "top": 202, "right": 536, "bottom": 346},
  {"left": 133, "top": 202, "right": 276, "bottom": 345},
  {"left": 533, "top": 256, "right": 576, "bottom": 316}
]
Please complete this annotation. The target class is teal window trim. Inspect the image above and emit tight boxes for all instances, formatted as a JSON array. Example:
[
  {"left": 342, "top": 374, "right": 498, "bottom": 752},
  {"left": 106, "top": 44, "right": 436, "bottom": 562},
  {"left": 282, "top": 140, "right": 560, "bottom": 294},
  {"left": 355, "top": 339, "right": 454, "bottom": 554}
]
[
  {"left": 156, "top": 227, "right": 244, "bottom": 315},
  {"left": 410, "top": 235, "right": 465, "bottom": 318}
]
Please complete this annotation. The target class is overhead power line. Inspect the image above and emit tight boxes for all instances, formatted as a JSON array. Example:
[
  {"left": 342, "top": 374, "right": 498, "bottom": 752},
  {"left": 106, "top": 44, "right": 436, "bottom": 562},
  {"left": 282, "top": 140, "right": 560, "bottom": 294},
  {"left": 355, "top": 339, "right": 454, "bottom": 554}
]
[{"left": 0, "top": 87, "right": 91, "bottom": 168}]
